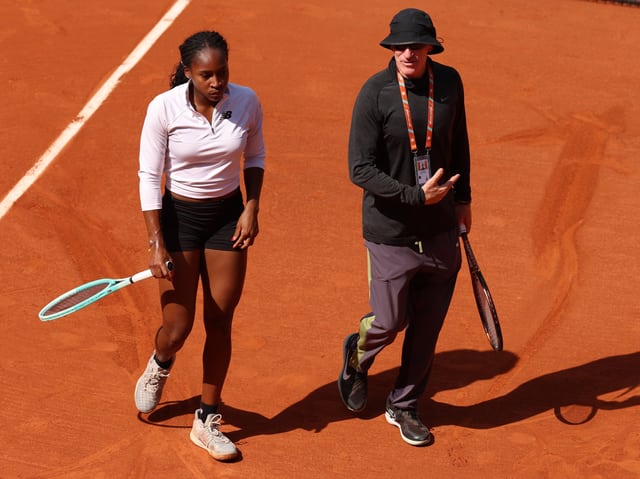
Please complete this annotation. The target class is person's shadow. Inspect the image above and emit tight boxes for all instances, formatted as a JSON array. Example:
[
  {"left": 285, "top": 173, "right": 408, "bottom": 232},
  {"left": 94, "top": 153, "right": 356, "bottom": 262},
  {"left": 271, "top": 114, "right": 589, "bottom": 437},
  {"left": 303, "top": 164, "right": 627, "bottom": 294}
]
[
  {"left": 425, "top": 350, "right": 639, "bottom": 429},
  {"left": 140, "top": 350, "right": 639, "bottom": 443}
]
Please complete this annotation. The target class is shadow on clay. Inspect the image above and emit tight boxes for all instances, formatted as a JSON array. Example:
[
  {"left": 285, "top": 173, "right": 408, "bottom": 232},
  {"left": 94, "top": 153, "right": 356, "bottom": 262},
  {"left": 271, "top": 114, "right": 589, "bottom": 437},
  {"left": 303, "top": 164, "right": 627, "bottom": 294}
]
[{"left": 137, "top": 349, "right": 639, "bottom": 442}]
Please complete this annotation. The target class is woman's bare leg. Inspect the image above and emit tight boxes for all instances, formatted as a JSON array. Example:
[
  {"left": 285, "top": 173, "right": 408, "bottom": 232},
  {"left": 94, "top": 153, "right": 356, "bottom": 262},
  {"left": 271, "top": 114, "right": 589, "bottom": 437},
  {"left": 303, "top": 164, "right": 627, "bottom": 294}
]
[
  {"left": 155, "top": 250, "right": 202, "bottom": 362},
  {"left": 199, "top": 248, "right": 247, "bottom": 405}
]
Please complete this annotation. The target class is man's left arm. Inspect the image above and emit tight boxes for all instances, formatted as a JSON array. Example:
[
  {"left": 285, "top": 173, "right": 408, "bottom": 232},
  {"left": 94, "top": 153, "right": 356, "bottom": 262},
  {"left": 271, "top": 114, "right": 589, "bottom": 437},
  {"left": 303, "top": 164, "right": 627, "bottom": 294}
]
[{"left": 451, "top": 71, "right": 472, "bottom": 232}]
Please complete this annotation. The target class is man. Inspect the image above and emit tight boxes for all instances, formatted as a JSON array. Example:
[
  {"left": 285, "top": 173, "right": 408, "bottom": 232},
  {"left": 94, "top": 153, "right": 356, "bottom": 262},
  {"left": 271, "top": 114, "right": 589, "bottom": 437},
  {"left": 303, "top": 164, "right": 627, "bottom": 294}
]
[{"left": 338, "top": 8, "right": 472, "bottom": 446}]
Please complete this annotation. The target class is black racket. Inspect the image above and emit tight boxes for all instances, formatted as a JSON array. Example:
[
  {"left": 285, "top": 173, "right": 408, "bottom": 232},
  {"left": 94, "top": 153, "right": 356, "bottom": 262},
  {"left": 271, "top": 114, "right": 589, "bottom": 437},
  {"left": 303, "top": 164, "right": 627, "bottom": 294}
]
[{"left": 458, "top": 225, "right": 503, "bottom": 351}]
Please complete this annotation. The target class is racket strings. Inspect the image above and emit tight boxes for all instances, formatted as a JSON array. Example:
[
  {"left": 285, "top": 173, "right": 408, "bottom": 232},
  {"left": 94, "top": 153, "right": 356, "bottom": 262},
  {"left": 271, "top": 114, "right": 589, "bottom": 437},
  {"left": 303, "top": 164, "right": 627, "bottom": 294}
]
[
  {"left": 462, "top": 233, "right": 503, "bottom": 351},
  {"left": 41, "top": 283, "right": 109, "bottom": 315},
  {"left": 472, "top": 277, "right": 501, "bottom": 349}
]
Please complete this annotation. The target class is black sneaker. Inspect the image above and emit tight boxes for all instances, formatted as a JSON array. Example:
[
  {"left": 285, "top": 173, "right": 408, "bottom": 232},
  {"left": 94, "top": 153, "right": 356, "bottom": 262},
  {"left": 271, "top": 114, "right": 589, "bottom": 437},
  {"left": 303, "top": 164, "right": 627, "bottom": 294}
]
[
  {"left": 385, "top": 402, "right": 433, "bottom": 446},
  {"left": 337, "top": 333, "right": 367, "bottom": 412}
]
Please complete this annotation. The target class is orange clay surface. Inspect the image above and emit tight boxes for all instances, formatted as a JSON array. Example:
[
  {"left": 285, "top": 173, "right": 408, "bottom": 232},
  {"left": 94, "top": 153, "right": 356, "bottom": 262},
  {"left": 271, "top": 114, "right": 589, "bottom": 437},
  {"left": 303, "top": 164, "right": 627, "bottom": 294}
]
[{"left": 1, "top": 0, "right": 639, "bottom": 477}]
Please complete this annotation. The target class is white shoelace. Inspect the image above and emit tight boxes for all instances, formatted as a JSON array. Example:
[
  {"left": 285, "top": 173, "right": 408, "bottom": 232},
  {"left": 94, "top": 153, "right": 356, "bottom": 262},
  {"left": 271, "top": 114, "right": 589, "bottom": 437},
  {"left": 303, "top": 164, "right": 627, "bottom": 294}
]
[
  {"left": 204, "top": 415, "right": 232, "bottom": 444},
  {"left": 145, "top": 369, "right": 169, "bottom": 391}
]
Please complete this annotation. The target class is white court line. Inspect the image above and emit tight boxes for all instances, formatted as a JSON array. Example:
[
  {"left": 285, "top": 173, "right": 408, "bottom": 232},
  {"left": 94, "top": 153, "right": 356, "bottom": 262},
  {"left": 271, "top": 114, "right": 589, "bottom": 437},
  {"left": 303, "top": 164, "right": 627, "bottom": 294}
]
[{"left": 0, "top": 0, "right": 191, "bottom": 221}]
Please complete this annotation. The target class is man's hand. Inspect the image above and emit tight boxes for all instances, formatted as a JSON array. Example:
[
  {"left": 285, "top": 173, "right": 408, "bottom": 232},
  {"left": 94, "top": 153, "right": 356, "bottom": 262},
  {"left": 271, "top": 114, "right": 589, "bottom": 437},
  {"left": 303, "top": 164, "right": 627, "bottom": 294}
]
[
  {"left": 455, "top": 203, "right": 472, "bottom": 234},
  {"left": 422, "top": 168, "right": 459, "bottom": 205}
]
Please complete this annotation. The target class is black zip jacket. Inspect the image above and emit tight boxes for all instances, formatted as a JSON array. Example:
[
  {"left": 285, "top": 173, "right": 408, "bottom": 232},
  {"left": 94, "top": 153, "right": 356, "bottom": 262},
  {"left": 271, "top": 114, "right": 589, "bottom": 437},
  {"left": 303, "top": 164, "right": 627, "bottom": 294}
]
[{"left": 348, "top": 57, "right": 471, "bottom": 245}]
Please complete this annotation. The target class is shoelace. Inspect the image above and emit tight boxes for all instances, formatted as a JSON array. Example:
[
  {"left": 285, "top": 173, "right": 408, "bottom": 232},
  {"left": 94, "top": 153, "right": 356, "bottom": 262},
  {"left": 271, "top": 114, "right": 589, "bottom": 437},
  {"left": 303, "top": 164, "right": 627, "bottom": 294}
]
[
  {"left": 204, "top": 414, "right": 231, "bottom": 443},
  {"left": 399, "top": 410, "right": 427, "bottom": 431},
  {"left": 351, "top": 374, "right": 366, "bottom": 392},
  {"left": 145, "top": 369, "right": 169, "bottom": 391}
]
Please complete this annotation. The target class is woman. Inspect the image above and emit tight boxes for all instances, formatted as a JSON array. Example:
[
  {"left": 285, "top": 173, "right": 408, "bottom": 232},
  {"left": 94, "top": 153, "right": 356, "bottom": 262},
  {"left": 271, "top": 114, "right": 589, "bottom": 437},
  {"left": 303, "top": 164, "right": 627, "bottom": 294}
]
[{"left": 135, "top": 30, "right": 265, "bottom": 462}]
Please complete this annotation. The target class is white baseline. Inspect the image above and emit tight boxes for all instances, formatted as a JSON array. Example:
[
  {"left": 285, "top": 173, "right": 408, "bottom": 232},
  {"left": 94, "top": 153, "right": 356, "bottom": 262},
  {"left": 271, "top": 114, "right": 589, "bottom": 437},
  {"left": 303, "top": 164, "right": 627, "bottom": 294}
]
[{"left": 0, "top": 0, "right": 191, "bottom": 221}]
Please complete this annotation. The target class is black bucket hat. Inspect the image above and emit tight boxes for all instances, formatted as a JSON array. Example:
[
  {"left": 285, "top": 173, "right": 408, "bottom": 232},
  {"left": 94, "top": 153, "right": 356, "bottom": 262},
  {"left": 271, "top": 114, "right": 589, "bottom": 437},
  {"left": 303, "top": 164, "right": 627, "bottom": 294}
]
[{"left": 379, "top": 8, "right": 444, "bottom": 54}]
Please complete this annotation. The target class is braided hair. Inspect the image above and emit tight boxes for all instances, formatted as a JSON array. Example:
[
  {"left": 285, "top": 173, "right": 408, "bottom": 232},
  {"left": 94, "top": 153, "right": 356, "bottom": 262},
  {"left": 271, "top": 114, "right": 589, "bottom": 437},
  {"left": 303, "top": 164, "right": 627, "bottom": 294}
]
[{"left": 170, "top": 31, "right": 229, "bottom": 88}]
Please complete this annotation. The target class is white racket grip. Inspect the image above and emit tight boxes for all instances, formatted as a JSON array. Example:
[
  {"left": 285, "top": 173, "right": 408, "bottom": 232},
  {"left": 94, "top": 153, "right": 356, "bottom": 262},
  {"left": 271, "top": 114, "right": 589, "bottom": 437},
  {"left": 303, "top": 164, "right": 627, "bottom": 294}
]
[
  {"left": 130, "top": 261, "right": 173, "bottom": 283},
  {"left": 458, "top": 224, "right": 467, "bottom": 235},
  {"left": 131, "top": 269, "right": 154, "bottom": 283}
]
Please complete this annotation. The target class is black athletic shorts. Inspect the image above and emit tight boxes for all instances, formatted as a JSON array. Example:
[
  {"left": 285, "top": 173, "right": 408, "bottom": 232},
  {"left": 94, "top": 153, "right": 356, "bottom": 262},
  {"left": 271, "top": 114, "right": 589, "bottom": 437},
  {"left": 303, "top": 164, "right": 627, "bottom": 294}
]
[{"left": 161, "top": 189, "right": 244, "bottom": 252}]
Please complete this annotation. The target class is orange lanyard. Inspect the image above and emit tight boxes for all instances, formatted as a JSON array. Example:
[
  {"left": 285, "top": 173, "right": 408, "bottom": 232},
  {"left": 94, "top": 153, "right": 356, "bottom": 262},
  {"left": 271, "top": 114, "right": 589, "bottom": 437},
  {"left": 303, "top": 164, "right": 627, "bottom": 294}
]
[{"left": 397, "top": 62, "right": 434, "bottom": 154}]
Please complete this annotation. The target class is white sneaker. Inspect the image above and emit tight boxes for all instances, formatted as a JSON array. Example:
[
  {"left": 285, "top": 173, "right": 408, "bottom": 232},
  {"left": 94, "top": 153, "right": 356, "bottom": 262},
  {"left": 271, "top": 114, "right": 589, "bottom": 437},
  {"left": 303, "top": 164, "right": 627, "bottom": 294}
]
[
  {"left": 134, "top": 352, "right": 172, "bottom": 413},
  {"left": 190, "top": 409, "right": 238, "bottom": 461}
]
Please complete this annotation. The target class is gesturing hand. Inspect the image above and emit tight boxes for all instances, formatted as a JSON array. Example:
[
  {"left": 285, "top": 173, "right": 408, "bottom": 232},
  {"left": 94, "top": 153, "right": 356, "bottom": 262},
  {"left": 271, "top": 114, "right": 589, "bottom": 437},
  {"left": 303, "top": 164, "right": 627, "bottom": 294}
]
[{"left": 422, "top": 168, "right": 460, "bottom": 205}]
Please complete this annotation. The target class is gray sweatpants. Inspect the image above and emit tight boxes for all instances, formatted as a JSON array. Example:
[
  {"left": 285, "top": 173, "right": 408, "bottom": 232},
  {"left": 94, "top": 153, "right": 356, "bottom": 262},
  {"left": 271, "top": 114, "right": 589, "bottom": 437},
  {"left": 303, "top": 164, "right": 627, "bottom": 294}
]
[{"left": 357, "top": 228, "right": 461, "bottom": 411}]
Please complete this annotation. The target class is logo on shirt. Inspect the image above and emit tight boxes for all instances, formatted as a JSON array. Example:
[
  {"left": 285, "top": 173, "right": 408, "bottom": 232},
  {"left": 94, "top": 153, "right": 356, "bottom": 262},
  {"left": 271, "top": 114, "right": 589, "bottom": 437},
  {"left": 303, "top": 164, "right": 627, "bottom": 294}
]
[{"left": 222, "top": 110, "right": 233, "bottom": 119}]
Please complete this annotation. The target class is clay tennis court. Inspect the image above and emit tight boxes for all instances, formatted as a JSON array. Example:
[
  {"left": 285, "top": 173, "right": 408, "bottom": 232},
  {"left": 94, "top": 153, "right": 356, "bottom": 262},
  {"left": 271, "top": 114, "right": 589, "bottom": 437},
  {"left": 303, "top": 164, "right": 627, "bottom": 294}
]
[{"left": 1, "top": 0, "right": 639, "bottom": 477}]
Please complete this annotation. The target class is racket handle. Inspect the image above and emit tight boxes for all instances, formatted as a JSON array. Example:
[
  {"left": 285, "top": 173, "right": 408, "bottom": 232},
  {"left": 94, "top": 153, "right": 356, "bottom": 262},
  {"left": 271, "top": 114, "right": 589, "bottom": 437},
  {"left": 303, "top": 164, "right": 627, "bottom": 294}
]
[
  {"left": 131, "top": 269, "right": 153, "bottom": 283},
  {"left": 458, "top": 224, "right": 467, "bottom": 235},
  {"left": 130, "top": 261, "right": 173, "bottom": 283}
]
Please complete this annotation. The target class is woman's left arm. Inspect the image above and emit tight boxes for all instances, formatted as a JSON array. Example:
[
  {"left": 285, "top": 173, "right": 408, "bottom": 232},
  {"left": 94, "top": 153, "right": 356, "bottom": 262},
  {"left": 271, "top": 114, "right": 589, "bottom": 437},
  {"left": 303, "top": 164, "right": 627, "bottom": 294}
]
[{"left": 232, "top": 167, "right": 264, "bottom": 249}]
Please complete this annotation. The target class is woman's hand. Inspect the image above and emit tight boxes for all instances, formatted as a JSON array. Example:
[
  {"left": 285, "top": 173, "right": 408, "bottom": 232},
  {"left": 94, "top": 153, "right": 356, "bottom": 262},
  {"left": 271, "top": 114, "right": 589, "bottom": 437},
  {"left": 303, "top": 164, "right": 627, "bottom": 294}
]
[
  {"left": 143, "top": 210, "right": 173, "bottom": 280},
  {"left": 148, "top": 241, "right": 174, "bottom": 280},
  {"left": 232, "top": 201, "right": 259, "bottom": 250}
]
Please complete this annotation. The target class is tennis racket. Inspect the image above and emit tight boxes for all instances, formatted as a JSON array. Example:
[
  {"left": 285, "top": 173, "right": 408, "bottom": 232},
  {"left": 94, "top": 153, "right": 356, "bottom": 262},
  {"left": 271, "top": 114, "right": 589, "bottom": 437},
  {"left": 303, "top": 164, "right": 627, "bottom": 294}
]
[
  {"left": 458, "top": 225, "right": 503, "bottom": 351},
  {"left": 38, "top": 262, "right": 173, "bottom": 322}
]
